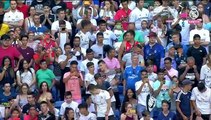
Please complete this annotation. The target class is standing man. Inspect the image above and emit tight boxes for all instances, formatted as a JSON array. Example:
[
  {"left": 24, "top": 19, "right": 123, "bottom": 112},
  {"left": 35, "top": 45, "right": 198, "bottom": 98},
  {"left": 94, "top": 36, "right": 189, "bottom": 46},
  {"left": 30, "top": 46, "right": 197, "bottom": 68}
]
[
  {"left": 3, "top": 0, "right": 24, "bottom": 29},
  {"left": 200, "top": 54, "right": 211, "bottom": 88},
  {"left": 129, "top": 0, "right": 149, "bottom": 30}
]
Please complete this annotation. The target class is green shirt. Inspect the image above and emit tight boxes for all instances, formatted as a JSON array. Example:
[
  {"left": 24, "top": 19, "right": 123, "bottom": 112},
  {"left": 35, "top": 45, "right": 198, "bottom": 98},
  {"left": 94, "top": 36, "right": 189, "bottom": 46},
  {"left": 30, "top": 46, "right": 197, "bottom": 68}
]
[
  {"left": 36, "top": 69, "right": 55, "bottom": 88},
  {"left": 118, "top": 31, "right": 144, "bottom": 43}
]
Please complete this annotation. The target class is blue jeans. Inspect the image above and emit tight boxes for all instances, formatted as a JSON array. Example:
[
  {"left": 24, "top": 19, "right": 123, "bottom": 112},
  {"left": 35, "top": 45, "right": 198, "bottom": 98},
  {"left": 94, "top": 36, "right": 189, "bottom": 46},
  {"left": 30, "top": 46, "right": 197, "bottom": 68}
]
[
  {"left": 137, "top": 104, "right": 146, "bottom": 118},
  {"left": 51, "top": 86, "right": 59, "bottom": 101}
]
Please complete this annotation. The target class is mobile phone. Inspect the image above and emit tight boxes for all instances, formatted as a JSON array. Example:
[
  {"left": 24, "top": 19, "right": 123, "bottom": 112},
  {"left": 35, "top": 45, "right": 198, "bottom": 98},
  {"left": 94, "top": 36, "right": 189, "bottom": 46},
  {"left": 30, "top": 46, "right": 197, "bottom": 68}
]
[
  {"left": 129, "top": 109, "right": 136, "bottom": 114},
  {"left": 61, "top": 28, "right": 66, "bottom": 31}
]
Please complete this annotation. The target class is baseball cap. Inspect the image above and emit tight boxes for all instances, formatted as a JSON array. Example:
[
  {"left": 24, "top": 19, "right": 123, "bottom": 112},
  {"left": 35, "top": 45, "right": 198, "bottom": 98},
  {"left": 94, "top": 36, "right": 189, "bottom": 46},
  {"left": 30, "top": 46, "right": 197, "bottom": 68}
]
[
  {"left": 148, "top": 32, "right": 157, "bottom": 38},
  {"left": 1, "top": 34, "right": 10, "bottom": 41},
  {"left": 182, "top": 79, "right": 193, "bottom": 86}
]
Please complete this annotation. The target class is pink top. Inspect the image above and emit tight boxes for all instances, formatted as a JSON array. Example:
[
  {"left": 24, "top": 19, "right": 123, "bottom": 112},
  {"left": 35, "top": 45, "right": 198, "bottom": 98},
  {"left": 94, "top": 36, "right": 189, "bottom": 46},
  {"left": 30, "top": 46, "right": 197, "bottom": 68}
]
[
  {"left": 23, "top": 115, "right": 38, "bottom": 120},
  {"left": 103, "top": 57, "right": 120, "bottom": 70},
  {"left": 0, "top": 46, "right": 21, "bottom": 67},
  {"left": 165, "top": 68, "right": 178, "bottom": 81},
  {"left": 63, "top": 72, "right": 83, "bottom": 100}
]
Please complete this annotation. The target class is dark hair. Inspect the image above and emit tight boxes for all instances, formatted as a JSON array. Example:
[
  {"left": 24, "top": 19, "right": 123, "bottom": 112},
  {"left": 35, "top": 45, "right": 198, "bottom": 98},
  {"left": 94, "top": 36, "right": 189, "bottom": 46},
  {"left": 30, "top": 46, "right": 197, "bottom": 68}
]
[
  {"left": 1, "top": 34, "right": 10, "bottom": 40},
  {"left": 40, "top": 101, "right": 48, "bottom": 106},
  {"left": 59, "top": 20, "right": 66, "bottom": 25},
  {"left": 98, "top": 60, "right": 105, "bottom": 65},
  {"left": 70, "top": 60, "right": 78, "bottom": 66},
  {"left": 164, "top": 57, "right": 172, "bottom": 63},
  {"left": 121, "top": 0, "right": 128, "bottom": 3},
  {"left": 96, "top": 32, "right": 104, "bottom": 37},
  {"left": 86, "top": 48, "right": 93, "bottom": 54},
  {"left": 1, "top": 56, "right": 15, "bottom": 78},
  {"left": 39, "top": 81, "right": 50, "bottom": 94},
  {"left": 43, "top": 3, "right": 51, "bottom": 8},
  {"left": 0, "top": 2, "right": 4, "bottom": 9},
  {"left": 193, "top": 34, "right": 201, "bottom": 40},
  {"left": 87, "top": 84, "right": 98, "bottom": 91},
  {"left": 18, "top": 59, "right": 32, "bottom": 75},
  {"left": 158, "top": 68, "right": 166, "bottom": 73},
  {"left": 94, "top": 73, "right": 102, "bottom": 79},
  {"left": 197, "top": 81, "right": 206, "bottom": 92},
  {"left": 125, "top": 30, "right": 135, "bottom": 37},
  {"left": 74, "top": 36, "right": 80, "bottom": 41},
  {"left": 19, "top": 83, "right": 29, "bottom": 94},
  {"left": 39, "top": 59, "right": 47, "bottom": 64},
  {"left": 162, "top": 100, "right": 170, "bottom": 110},
  {"left": 84, "top": 94, "right": 92, "bottom": 101},
  {"left": 81, "top": 20, "right": 91, "bottom": 29},
  {"left": 27, "top": 91, "right": 36, "bottom": 98},
  {"left": 64, "top": 43, "right": 71, "bottom": 48},
  {"left": 121, "top": 102, "right": 132, "bottom": 113},
  {"left": 98, "top": 20, "right": 107, "bottom": 26},
  {"left": 86, "top": 62, "right": 94, "bottom": 68},
  {"left": 64, "top": 107, "right": 74, "bottom": 120},
  {"left": 123, "top": 89, "right": 136, "bottom": 105},
  {"left": 28, "top": 5, "right": 35, "bottom": 16},
  {"left": 78, "top": 103, "right": 88, "bottom": 110},
  {"left": 64, "top": 91, "right": 72, "bottom": 97},
  {"left": 20, "top": 35, "right": 28, "bottom": 40},
  {"left": 142, "top": 110, "right": 150, "bottom": 117},
  {"left": 57, "top": 8, "right": 65, "bottom": 14},
  {"left": 141, "top": 69, "right": 148, "bottom": 74}
]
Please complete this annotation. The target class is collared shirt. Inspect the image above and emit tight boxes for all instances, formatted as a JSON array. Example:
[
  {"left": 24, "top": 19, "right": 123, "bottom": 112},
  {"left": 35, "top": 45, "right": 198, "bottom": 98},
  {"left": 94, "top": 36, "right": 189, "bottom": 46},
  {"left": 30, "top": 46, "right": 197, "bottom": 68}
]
[
  {"left": 75, "top": 31, "right": 95, "bottom": 49},
  {"left": 103, "top": 57, "right": 120, "bottom": 70},
  {"left": 3, "top": 10, "right": 24, "bottom": 23},
  {"left": 95, "top": 30, "right": 117, "bottom": 46},
  {"left": 114, "top": 8, "right": 132, "bottom": 30},
  {"left": 28, "top": 24, "right": 48, "bottom": 36}
]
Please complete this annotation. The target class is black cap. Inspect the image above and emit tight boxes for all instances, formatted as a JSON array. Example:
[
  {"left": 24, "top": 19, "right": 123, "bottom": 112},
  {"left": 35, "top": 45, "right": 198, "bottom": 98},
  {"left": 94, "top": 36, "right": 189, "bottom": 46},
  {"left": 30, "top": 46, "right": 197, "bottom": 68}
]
[{"left": 1, "top": 34, "right": 10, "bottom": 41}]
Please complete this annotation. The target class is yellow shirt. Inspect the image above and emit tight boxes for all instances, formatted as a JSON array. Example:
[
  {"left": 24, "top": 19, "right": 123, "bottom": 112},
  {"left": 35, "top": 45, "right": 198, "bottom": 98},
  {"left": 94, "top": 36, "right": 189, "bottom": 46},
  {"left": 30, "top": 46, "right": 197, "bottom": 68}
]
[{"left": 0, "top": 23, "right": 9, "bottom": 37}]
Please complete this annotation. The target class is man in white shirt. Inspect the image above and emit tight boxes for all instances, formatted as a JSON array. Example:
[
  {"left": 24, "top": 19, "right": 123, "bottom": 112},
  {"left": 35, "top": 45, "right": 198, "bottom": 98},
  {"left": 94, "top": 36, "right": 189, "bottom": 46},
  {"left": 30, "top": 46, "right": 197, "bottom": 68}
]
[
  {"left": 3, "top": 0, "right": 24, "bottom": 29},
  {"left": 95, "top": 20, "right": 117, "bottom": 46},
  {"left": 81, "top": 49, "right": 99, "bottom": 74},
  {"left": 60, "top": 91, "right": 79, "bottom": 119},
  {"left": 189, "top": 18, "right": 210, "bottom": 47},
  {"left": 129, "top": 0, "right": 149, "bottom": 30},
  {"left": 191, "top": 82, "right": 211, "bottom": 120},
  {"left": 135, "top": 70, "right": 153, "bottom": 118},
  {"left": 200, "top": 54, "right": 211, "bottom": 88},
  {"left": 88, "top": 84, "right": 115, "bottom": 120},
  {"left": 51, "top": 8, "right": 72, "bottom": 36},
  {"left": 75, "top": 19, "right": 95, "bottom": 49},
  {"left": 78, "top": 103, "right": 97, "bottom": 120}
]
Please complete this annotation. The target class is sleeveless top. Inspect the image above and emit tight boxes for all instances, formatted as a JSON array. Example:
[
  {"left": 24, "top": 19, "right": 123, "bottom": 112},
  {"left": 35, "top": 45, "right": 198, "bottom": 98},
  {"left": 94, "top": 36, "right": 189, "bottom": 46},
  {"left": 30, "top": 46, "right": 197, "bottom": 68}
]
[
  {"left": 125, "top": 115, "right": 134, "bottom": 120},
  {"left": 26, "top": 17, "right": 35, "bottom": 29},
  {"left": 125, "top": 41, "right": 139, "bottom": 53}
]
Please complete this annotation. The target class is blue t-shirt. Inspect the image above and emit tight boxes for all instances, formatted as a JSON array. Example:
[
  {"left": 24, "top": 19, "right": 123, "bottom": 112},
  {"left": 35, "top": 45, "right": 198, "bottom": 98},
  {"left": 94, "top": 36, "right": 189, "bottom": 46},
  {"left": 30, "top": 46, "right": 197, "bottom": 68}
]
[
  {"left": 124, "top": 65, "right": 144, "bottom": 90},
  {"left": 0, "top": 92, "right": 16, "bottom": 105},
  {"left": 157, "top": 111, "right": 176, "bottom": 120},
  {"left": 176, "top": 90, "right": 192, "bottom": 117}
]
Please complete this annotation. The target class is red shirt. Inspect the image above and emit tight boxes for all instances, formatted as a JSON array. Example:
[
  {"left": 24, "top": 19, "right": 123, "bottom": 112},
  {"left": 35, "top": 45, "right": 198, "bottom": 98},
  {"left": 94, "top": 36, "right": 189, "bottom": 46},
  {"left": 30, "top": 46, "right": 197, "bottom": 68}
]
[
  {"left": 24, "top": 115, "right": 38, "bottom": 120},
  {"left": 17, "top": 4, "right": 29, "bottom": 18},
  {"left": 125, "top": 41, "right": 139, "bottom": 52},
  {"left": 114, "top": 8, "right": 132, "bottom": 30},
  {"left": 0, "top": 46, "right": 21, "bottom": 67}
]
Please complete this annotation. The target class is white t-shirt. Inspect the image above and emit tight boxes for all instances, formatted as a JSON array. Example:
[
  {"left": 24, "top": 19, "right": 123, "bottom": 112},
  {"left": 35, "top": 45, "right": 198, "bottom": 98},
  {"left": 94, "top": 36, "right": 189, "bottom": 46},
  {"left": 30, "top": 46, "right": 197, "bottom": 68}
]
[
  {"left": 81, "top": 59, "right": 99, "bottom": 74},
  {"left": 129, "top": 7, "right": 149, "bottom": 30},
  {"left": 189, "top": 28, "right": 210, "bottom": 43},
  {"left": 75, "top": 31, "right": 95, "bottom": 49},
  {"left": 60, "top": 101, "right": 79, "bottom": 116},
  {"left": 95, "top": 30, "right": 117, "bottom": 46},
  {"left": 135, "top": 80, "right": 153, "bottom": 106},
  {"left": 91, "top": 44, "right": 104, "bottom": 59},
  {"left": 51, "top": 20, "right": 72, "bottom": 32},
  {"left": 3, "top": 10, "right": 24, "bottom": 23},
  {"left": 200, "top": 64, "right": 211, "bottom": 88},
  {"left": 79, "top": 112, "right": 97, "bottom": 120},
  {"left": 191, "top": 87, "right": 211, "bottom": 114},
  {"left": 77, "top": 19, "right": 97, "bottom": 27},
  {"left": 77, "top": 7, "right": 98, "bottom": 19},
  {"left": 58, "top": 54, "right": 77, "bottom": 68},
  {"left": 85, "top": 73, "right": 97, "bottom": 85},
  {"left": 119, "top": 1, "right": 136, "bottom": 10},
  {"left": 91, "top": 90, "right": 114, "bottom": 117},
  {"left": 59, "top": 32, "right": 68, "bottom": 53},
  {"left": 88, "top": 103, "right": 96, "bottom": 113},
  {"left": 148, "top": 72, "right": 158, "bottom": 82}
]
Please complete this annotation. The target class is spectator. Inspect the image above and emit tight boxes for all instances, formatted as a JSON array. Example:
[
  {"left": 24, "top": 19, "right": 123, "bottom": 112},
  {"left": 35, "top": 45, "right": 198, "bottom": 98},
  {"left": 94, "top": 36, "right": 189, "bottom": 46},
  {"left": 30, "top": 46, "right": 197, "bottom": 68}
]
[
  {"left": 22, "top": 92, "right": 40, "bottom": 116},
  {"left": 0, "top": 56, "right": 15, "bottom": 88},
  {"left": 140, "top": 110, "right": 153, "bottom": 120},
  {"left": 60, "top": 91, "right": 78, "bottom": 119},
  {"left": 38, "top": 82, "right": 53, "bottom": 103},
  {"left": 85, "top": 62, "right": 96, "bottom": 89},
  {"left": 122, "top": 89, "right": 137, "bottom": 109},
  {"left": 135, "top": 70, "right": 153, "bottom": 118},
  {"left": 176, "top": 79, "right": 193, "bottom": 120},
  {"left": 81, "top": 49, "right": 99, "bottom": 74},
  {"left": 31, "top": 0, "right": 49, "bottom": 15},
  {"left": 0, "top": 34, "right": 23, "bottom": 69},
  {"left": 23, "top": 104, "right": 39, "bottom": 120},
  {"left": 174, "top": 44, "right": 187, "bottom": 70},
  {"left": 88, "top": 84, "right": 115, "bottom": 120},
  {"left": 191, "top": 81, "right": 211, "bottom": 120},
  {"left": 15, "top": 83, "right": 29, "bottom": 109},
  {"left": 27, "top": 31, "right": 39, "bottom": 51},
  {"left": 197, "top": 3, "right": 210, "bottom": 25},
  {"left": 24, "top": 6, "right": 36, "bottom": 33},
  {"left": 91, "top": 32, "right": 104, "bottom": 59},
  {"left": 200, "top": 54, "right": 211, "bottom": 88},
  {"left": 187, "top": 34, "right": 207, "bottom": 71},
  {"left": 16, "top": 0, "right": 29, "bottom": 19},
  {"left": 144, "top": 32, "right": 164, "bottom": 68},
  {"left": 38, "top": 101, "right": 55, "bottom": 120},
  {"left": 17, "top": 35, "right": 34, "bottom": 67},
  {"left": 0, "top": 19, "right": 9, "bottom": 38},
  {"left": 0, "top": 2, "right": 4, "bottom": 23},
  {"left": 123, "top": 54, "right": 144, "bottom": 91},
  {"left": 63, "top": 60, "right": 83, "bottom": 103},
  {"left": 40, "top": 3, "right": 55, "bottom": 30},
  {"left": 8, "top": 108, "right": 21, "bottom": 120},
  {"left": 121, "top": 44, "right": 144, "bottom": 71},
  {"left": 129, "top": 0, "right": 149, "bottom": 30},
  {"left": 120, "top": 102, "right": 138, "bottom": 120},
  {"left": 63, "top": 107, "right": 75, "bottom": 120},
  {"left": 84, "top": 94, "right": 96, "bottom": 113},
  {"left": 78, "top": 103, "right": 97, "bottom": 120},
  {"left": 146, "top": 62, "right": 157, "bottom": 82},
  {"left": 71, "top": 36, "right": 86, "bottom": 62},
  {"left": 163, "top": 57, "right": 178, "bottom": 81},
  {"left": 3, "top": 0, "right": 24, "bottom": 29},
  {"left": 114, "top": 0, "right": 132, "bottom": 30},
  {"left": 157, "top": 100, "right": 176, "bottom": 120},
  {"left": 75, "top": 20, "right": 94, "bottom": 49},
  {"left": 51, "top": 8, "right": 72, "bottom": 36},
  {"left": 0, "top": 83, "right": 16, "bottom": 104},
  {"left": 51, "top": 0, "right": 67, "bottom": 13}
]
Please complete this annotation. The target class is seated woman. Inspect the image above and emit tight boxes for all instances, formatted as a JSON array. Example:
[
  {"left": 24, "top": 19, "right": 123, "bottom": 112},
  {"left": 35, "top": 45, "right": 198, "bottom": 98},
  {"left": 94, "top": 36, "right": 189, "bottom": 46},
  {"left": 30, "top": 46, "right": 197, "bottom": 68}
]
[
  {"left": 38, "top": 81, "right": 52, "bottom": 103},
  {"left": 120, "top": 102, "right": 138, "bottom": 120},
  {"left": 122, "top": 89, "right": 137, "bottom": 111},
  {"left": 15, "top": 83, "right": 29, "bottom": 108},
  {"left": 63, "top": 107, "right": 75, "bottom": 120}
]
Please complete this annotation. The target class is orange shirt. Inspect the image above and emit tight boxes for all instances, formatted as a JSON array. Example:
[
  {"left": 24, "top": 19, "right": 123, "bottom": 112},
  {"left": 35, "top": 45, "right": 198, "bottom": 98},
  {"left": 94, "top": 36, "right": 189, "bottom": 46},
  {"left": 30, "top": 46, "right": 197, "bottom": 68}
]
[{"left": 63, "top": 72, "right": 83, "bottom": 100}]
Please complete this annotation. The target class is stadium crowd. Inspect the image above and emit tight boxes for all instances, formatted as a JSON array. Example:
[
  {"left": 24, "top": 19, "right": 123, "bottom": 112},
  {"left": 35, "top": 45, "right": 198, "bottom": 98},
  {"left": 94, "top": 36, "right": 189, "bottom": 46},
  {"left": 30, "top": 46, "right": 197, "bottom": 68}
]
[{"left": 0, "top": 0, "right": 211, "bottom": 120}]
